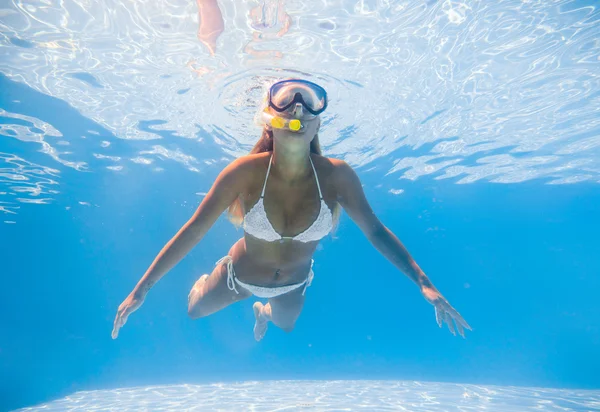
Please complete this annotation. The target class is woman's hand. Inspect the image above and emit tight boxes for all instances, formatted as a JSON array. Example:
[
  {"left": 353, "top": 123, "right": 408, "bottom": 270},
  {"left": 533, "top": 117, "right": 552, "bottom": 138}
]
[
  {"left": 421, "top": 286, "right": 471, "bottom": 338},
  {"left": 111, "top": 291, "right": 145, "bottom": 339}
]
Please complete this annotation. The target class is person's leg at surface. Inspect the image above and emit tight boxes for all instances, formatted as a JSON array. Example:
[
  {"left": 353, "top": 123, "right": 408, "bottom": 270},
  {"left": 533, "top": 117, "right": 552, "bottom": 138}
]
[
  {"left": 188, "top": 256, "right": 251, "bottom": 319},
  {"left": 196, "top": 0, "right": 225, "bottom": 55}
]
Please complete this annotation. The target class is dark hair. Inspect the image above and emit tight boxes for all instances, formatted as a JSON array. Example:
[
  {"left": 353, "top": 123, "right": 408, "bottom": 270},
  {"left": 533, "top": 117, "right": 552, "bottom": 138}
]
[{"left": 227, "top": 126, "right": 341, "bottom": 230}]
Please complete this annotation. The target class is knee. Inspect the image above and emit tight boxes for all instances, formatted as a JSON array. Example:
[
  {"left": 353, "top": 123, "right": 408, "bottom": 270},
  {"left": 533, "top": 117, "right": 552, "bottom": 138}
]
[
  {"left": 271, "top": 310, "right": 299, "bottom": 332},
  {"left": 187, "top": 306, "right": 201, "bottom": 319},
  {"left": 188, "top": 275, "right": 210, "bottom": 319},
  {"left": 278, "top": 322, "right": 296, "bottom": 333},
  {"left": 187, "top": 304, "right": 209, "bottom": 320}
]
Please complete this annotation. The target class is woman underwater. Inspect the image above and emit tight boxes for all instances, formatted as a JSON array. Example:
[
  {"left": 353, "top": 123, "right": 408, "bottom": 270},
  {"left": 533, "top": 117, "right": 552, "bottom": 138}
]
[{"left": 112, "top": 79, "right": 471, "bottom": 342}]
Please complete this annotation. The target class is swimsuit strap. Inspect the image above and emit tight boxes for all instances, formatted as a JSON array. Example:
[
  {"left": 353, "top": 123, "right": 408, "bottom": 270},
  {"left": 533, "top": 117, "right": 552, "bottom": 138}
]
[
  {"left": 302, "top": 259, "right": 315, "bottom": 296},
  {"left": 260, "top": 155, "right": 274, "bottom": 198},
  {"left": 309, "top": 156, "right": 323, "bottom": 200},
  {"left": 216, "top": 256, "right": 239, "bottom": 295}
]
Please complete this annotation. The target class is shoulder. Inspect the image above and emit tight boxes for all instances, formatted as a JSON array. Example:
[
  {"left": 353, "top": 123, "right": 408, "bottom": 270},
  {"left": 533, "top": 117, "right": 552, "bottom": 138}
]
[
  {"left": 311, "top": 154, "right": 346, "bottom": 172},
  {"left": 312, "top": 155, "right": 356, "bottom": 184},
  {"left": 213, "top": 152, "right": 271, "bottom": 192},
  {"left": 222, "top": 152, "right": 271, "bottom": 176},
  {"left": 228, "top": 151, "right": 270, "bottom": 166}
]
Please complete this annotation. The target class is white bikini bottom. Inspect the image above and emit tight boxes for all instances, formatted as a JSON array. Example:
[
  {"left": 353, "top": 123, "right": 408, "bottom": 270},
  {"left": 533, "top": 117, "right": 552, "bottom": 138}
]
[{"left": 215, "top": 255, "right": 314, "bottom": 299}]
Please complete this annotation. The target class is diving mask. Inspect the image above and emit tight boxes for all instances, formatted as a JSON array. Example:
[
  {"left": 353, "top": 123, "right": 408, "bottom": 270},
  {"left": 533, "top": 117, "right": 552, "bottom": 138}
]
[{"left": 267, "top": 79, "right": 328, "bottom": 115}]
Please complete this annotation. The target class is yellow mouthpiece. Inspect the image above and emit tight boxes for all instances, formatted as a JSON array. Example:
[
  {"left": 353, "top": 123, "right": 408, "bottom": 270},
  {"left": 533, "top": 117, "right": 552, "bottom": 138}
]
[
  {"left": 289, "top": 119, "right": 301, "bottom": 131},
  {"left": 271, "top": 116, "right": 285, "bottom": 129}
]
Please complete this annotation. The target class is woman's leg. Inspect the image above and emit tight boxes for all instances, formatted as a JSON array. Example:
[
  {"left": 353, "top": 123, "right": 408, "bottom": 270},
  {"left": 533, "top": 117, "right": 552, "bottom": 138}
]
[
  {"left": 196, "top": 0, "right": 224, "bottom": 55},
  {"left": 252, "top": 285, "right": 306, "bottom": 341},
  {"left": 188, "top": 258, "right": 251, "bottom": 319}
]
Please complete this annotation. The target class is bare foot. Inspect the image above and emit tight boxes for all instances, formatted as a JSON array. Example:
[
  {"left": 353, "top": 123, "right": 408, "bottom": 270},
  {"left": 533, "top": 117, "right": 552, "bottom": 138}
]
[
  {"left": 253, "top": 301, "right": 268, "bottom": 342},
  {"left": 188, "top": 274, "right": 208, "bottom": 305}
]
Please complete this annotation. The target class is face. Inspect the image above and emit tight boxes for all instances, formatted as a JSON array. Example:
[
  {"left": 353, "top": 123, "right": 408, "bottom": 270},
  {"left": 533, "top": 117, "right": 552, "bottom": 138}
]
[{"left": 268, "top": 84, "right": 322, "bottom": 145}]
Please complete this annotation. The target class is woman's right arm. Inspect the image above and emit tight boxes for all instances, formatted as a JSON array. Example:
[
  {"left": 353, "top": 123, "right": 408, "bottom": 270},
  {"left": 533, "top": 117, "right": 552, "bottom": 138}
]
[
  {"left": 112, "top": 158, "right": 248, "bottom": 339},
  {"left": 131, "top": 158, "right": 248, "bottom": 298}
]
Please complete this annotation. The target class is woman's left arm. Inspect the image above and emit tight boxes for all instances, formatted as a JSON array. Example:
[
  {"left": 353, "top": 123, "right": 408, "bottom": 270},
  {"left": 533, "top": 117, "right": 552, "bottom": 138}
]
[{"left": 334, "top": 160, "right": 471, "bottom": 337}]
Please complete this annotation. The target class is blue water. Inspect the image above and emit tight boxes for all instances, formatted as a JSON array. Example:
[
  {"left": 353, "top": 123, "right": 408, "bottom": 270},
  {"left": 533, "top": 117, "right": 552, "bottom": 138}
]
[{"left": 2, "top": 0, "right": 600, "bottom": 410}]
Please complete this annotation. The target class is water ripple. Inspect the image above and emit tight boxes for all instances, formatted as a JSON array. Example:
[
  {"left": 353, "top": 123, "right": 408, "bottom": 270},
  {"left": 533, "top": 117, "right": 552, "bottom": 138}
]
[
  {"left": 1, "top": 0, "right": 600, "bottom": 219},
  {"left": 0, "top": 152, "right": 60, "bottom": 212}
]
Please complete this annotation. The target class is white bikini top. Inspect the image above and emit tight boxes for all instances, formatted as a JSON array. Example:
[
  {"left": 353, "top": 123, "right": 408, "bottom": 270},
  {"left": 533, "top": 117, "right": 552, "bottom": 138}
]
[{"left": 243, "top": 155, "right": 333, "bottom": 243}]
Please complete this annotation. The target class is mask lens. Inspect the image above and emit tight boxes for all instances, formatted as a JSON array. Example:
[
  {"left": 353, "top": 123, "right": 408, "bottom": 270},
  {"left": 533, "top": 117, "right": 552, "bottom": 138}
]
[{"left": 269, "top": 80, "right": 328, "bottom": 115}]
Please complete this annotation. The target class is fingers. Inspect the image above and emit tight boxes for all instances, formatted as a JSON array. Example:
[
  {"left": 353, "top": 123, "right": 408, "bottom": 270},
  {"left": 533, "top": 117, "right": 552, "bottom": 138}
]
[
  {"left": 435, "top": 306, "right": 443, "bottom": 328},
  {"left": 112, "top": 311, "right": 126, "bottom": 339},
  {"left": 447, "top": 306, "right": 472, "bottom": 331},
  {"left": 459, "top": 316, "right": 472, "bottom": 331},
  {"left": 444, "top": 311, "right": 456, "bottom": 336},
  {"left": 435, "top": 301, "right": 470, "bottom": 338},
  {"left": 111, "top": 313, "right": 121, "bottom": 339},
  {"left": 456, "top": 316, "right": 472, "bottom": 332},
  {"left": 111, "top": 307, "right": 129, "bottom": 340},
  {"left": 456, "top": 320, "right": 465, "bottom": 338}
]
